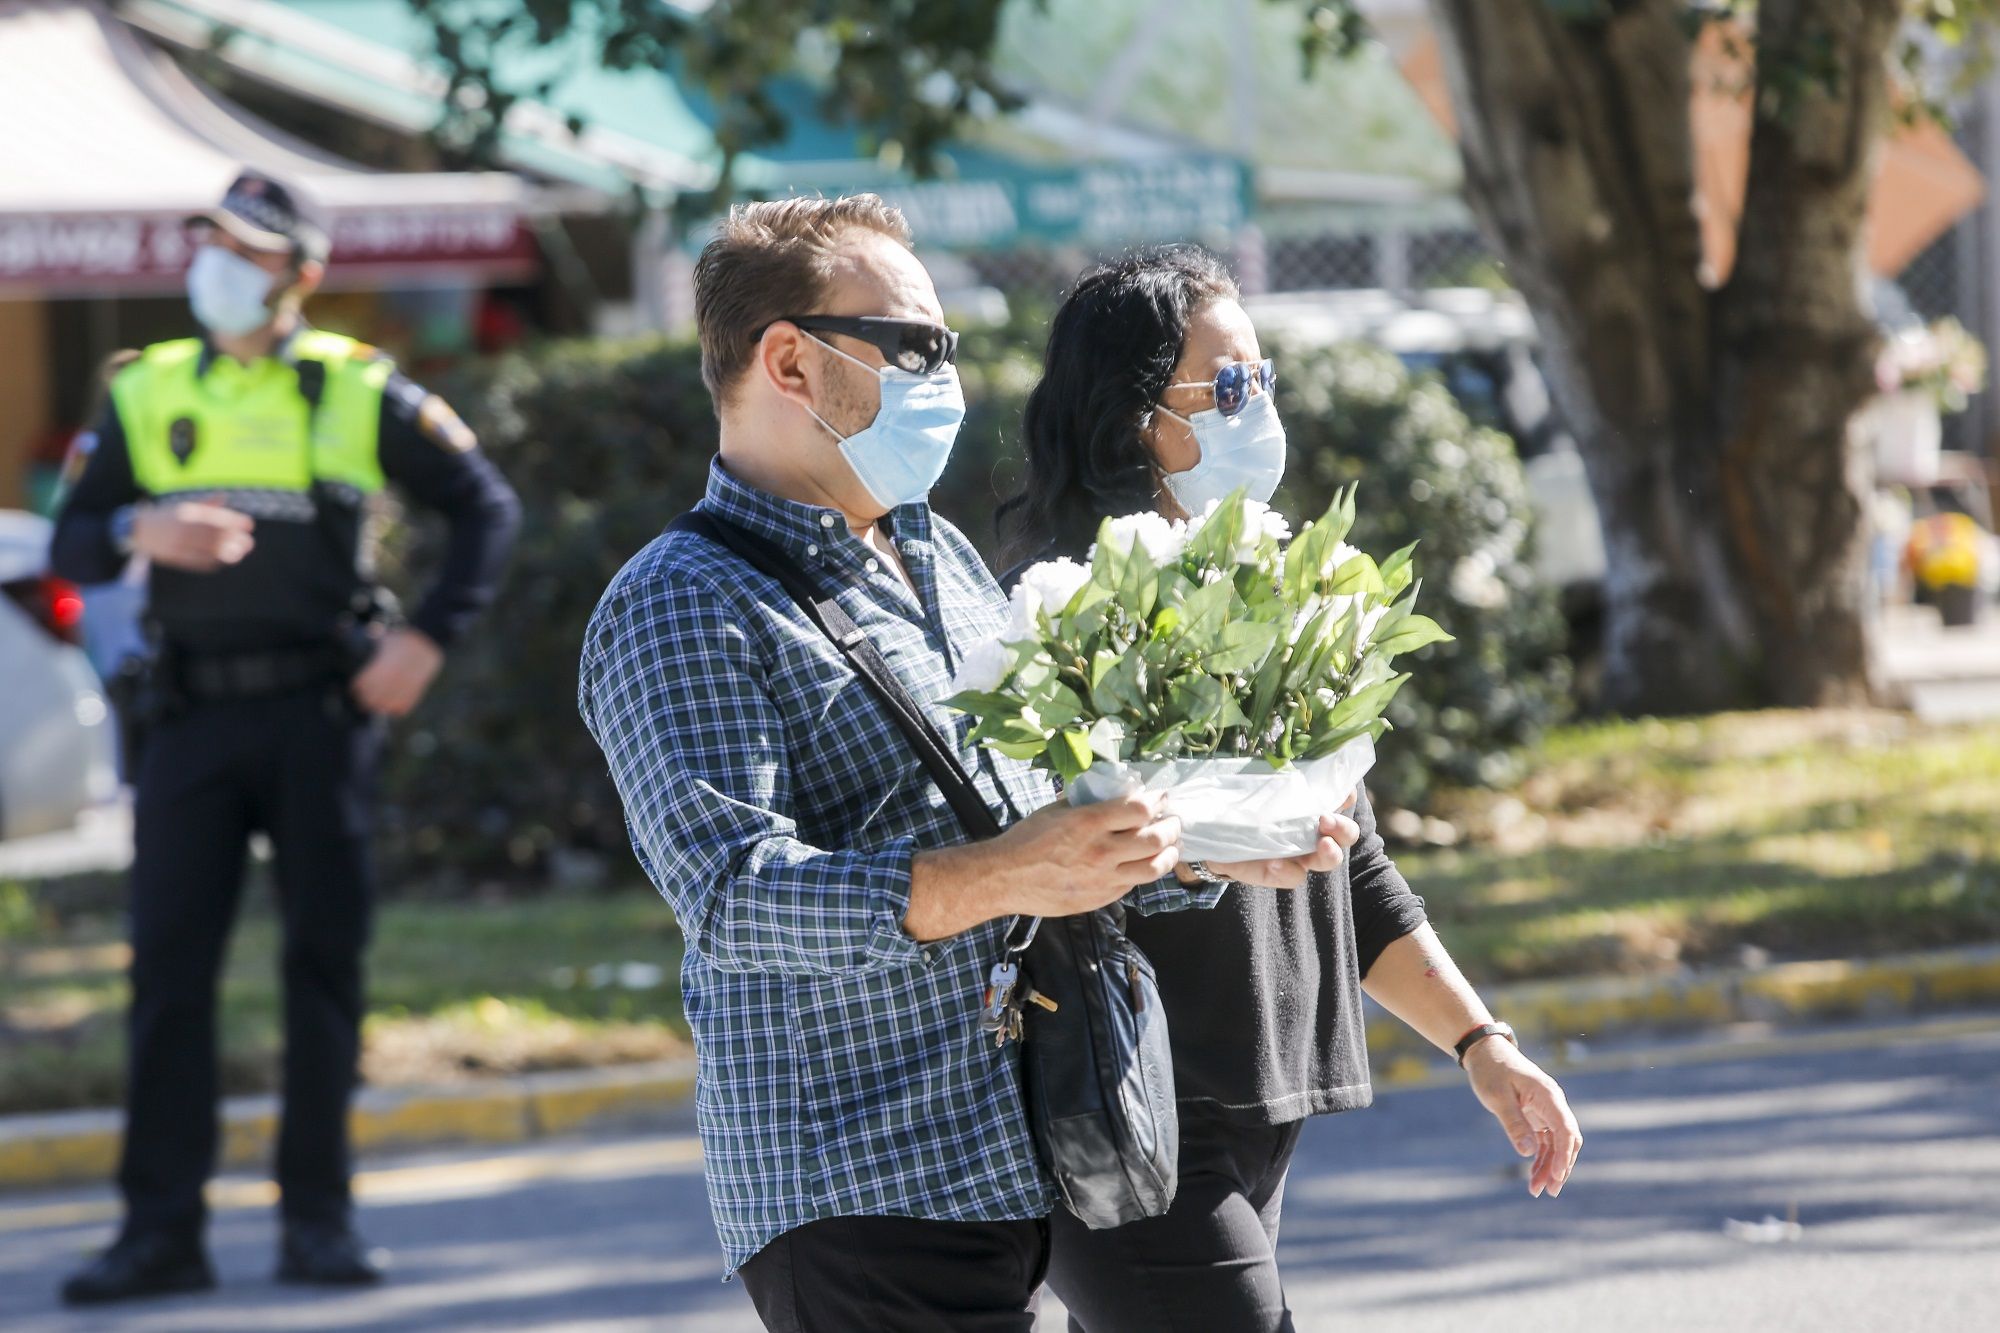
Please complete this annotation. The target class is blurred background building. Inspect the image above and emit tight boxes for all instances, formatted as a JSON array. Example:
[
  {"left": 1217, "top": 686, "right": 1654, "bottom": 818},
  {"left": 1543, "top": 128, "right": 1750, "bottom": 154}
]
[{"left": 4, "top": 0, "right": 1998, "bottom": 628}]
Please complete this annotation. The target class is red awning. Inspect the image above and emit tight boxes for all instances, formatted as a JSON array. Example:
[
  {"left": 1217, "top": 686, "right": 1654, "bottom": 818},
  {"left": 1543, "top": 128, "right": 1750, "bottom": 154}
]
[{"left": 0, "top": 0, "right": 550, "bottom": 297}]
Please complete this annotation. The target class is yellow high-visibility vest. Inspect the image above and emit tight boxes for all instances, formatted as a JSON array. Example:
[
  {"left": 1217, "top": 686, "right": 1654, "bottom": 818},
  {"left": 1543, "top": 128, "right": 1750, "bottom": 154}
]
[{"left": 113, "top": 330, "right": 390, "bottom": 498}]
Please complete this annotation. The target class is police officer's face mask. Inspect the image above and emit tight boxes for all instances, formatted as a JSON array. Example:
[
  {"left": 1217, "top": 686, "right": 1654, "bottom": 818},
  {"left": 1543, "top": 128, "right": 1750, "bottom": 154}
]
[{"left": 186, "top": 246, "right": 279, "bottom": 338}]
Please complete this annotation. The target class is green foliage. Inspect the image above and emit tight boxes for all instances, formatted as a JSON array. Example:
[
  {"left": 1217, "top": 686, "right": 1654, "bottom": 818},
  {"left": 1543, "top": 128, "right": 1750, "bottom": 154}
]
[
  {"left": 1269, "top": 339, "right": 1573, "bottom": 808},
  {"left": 945, "top": 492, "right": 1450, "bottom": 778},
  {"left": 406, "top": 0, "right": 1027, "bottom": 212}
]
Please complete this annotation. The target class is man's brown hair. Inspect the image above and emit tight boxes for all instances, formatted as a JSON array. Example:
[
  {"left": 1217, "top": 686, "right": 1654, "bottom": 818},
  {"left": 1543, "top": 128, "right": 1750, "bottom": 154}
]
[{"left": 693, "top": 194, "right": 913, "bottom": 405}]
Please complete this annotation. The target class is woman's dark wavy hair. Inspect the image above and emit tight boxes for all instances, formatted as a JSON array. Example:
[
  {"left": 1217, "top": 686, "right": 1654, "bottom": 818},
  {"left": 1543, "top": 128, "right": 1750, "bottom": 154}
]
[{"left": 997, "top": 245, "right": 1239, "bottom": 569}]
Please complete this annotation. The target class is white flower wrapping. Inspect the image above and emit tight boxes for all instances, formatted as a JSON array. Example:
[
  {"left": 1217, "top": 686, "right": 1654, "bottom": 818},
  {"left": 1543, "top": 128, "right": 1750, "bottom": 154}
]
[
  {"left": 943, "top": 487, "right": 1452, "bottom": 864},
  {"left": 1068, "top": 736, "right": 1377, "bottom": 861}
]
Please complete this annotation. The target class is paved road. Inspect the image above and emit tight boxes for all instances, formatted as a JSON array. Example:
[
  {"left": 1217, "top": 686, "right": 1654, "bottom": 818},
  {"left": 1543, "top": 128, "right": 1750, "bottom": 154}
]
[{"left": 2, "top": 1018, "right": 1997, "bottom": 1332}]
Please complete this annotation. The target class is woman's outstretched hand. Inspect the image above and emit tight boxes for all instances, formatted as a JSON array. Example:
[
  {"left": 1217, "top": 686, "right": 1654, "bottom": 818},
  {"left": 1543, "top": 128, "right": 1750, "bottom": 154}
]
[{"left": 1464, "top": 1039, "right": 1583, "bottom": 1198}]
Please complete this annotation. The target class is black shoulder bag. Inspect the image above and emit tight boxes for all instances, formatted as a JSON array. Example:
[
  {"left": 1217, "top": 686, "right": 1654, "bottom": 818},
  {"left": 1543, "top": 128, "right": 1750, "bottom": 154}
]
[{"left": 669, "top": 510, "right": 1179, "bottom": 1229}]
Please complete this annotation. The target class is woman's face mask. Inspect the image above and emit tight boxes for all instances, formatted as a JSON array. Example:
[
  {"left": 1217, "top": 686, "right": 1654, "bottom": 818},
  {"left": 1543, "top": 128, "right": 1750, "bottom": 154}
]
[
  {"left": 186, "top": 245, "right": 280, "bottom": 337},
  {"left": 1157, "top": 388, "right": 1288, "bottom": 515},
  {"left": 803, "top": 334, "right": 967, "bottom": 511}
]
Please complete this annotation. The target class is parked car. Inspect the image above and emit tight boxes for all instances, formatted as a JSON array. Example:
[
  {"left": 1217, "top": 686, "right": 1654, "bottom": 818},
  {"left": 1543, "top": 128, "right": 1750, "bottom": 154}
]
[{"left": 0, "top": 510, "right": 120, "bottom": 840}]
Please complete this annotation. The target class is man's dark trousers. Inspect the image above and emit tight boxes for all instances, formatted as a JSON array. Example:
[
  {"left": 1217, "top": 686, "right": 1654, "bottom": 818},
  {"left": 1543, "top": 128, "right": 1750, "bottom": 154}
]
[
  {"left": 118, "top": 684, "right": 382, "bottom": 1237},
  {"left": 738, "top": 1214, "right": 1050, "bottom": 1332}
]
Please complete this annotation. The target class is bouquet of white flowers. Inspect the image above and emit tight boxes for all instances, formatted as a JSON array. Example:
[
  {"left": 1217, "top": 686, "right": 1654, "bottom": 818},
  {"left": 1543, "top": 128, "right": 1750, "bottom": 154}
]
[{"left": 945, "top": 488, "right": 1452, "bottom": 860}]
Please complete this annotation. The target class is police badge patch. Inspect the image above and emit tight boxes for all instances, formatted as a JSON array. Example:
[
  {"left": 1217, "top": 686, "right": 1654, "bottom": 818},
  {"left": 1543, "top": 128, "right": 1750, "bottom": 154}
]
[
  {"left": 416, "top": 395, "right": 477, "bottom": 453},
  {"left": 170, "top": 417, "right": 199, "bottom": 465}
]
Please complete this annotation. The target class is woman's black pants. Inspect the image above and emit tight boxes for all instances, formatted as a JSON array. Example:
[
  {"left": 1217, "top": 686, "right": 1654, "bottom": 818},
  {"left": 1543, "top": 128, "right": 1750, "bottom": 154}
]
[{"left": 1046, "top": 1107, "right": 1306, "bottom": 1333}]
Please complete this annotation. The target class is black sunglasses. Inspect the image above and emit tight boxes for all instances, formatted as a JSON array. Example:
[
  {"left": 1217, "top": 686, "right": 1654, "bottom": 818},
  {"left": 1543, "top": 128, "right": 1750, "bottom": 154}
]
[
  {"left": 782, "top": 315, "right": 960, "bottom": 375},
  {"left": 1167, "top": 359, "right": 1277, "bottom": 418}
]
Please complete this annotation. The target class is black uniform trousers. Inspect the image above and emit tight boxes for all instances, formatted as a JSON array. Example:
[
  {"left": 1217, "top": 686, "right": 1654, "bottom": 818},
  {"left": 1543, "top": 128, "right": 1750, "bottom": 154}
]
[
  {"left": 118, "top": 684, "right": 382, "bottom": 1237},
  {"left": 1046, "top": 1107, "right": 1306, "bottom": 1333}
]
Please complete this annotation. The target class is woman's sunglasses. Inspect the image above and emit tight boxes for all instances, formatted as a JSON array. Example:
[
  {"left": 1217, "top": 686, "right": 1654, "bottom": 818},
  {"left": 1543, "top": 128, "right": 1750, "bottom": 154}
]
[
  {"left": 780, "top": 315, "right": 960, "bottom": 376},
  {"left": 1166, "top": 359, "right": 1277, "bottom": 418}
]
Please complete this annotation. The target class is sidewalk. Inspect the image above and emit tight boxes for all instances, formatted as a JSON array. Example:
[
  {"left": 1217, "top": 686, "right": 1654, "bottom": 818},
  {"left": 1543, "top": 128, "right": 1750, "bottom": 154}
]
[
  {"left": 4, "top": 942, "right": 1999, "bottom": 1193},
  {"left": 1872, "top": 602, "right": 2000, "bottom": 722}
]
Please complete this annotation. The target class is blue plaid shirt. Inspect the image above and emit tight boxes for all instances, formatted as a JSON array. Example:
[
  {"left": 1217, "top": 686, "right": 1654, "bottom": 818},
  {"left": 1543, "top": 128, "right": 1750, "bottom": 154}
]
[{"left": 579, "top": 461, "right": 1221, "bottom": 1271}]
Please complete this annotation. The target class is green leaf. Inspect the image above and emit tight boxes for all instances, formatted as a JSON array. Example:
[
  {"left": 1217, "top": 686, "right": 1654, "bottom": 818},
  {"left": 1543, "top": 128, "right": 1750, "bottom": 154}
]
[
  {"left": 1030, "top": 680, "right": 1087, "bottom": 731},
  {"left": 1186, "top": 489, "right": 1248, "bottom": 567},
  {"left": 1086, "top": 716, "right": 1128, "bottom": 763},
  {"left": 1246, "top": 644, "right": 1289, "bottom": 735},
  {"left": 1091, "top": 646, "right": 1148, "bottom": 717},
  {"left": 1176, "top": 577, "right": 1235, "bottom": 653},
  {"left": 1090, "top": 517, "right": 1128, "bottom": 590},
  {"left": 1052, "top": 727, "right": 1094, "bottom": 781},
  {"left": 1378, "top": 541, "right": 1419, "bottom": 597},
  {"left": 1135, "top": 721, "right": 1188, "bottom": 758},
  {"left": 1168, "top": 675, "right": 1229, "bottom": 732},
  {"left": 1371, "top": 614, "right": 1454, "bottom": 658},
  {"left": 941, "top": 689, "right": 1022, "bottom": 722},
  {"left": 1328, "top": 482, "right": 1358, "bottom": 546},
  {"left": 1061, "top": 582, "right": 1113, "bottom": 641},
  {"left": 1090, "top": 648, "right": 1121, "bottom": 692},
  {"left": 1323, "top": 673, "right": 1411, "bottom": 733},
  {"left": 1203, "top": 620, "right": 1280, "bottom": 674},
  {"left": 1326, "top": 552, "right": 1385, "bottom": 596},
  {"left": 1299, "top": 720, "right": 1381, "bottom": 761},
  {"left": 1283, "top": 516, "right": 1335, "bottom": 603},
  {"left": 1117, "top": 540, "right": 1160, "bottom": 625}
]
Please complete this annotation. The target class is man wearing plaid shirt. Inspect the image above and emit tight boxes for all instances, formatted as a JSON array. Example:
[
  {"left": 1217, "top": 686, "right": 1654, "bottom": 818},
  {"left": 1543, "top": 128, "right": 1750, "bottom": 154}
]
[{"left": 578, "top": 196, "right": 1354, "bottom": 1332}]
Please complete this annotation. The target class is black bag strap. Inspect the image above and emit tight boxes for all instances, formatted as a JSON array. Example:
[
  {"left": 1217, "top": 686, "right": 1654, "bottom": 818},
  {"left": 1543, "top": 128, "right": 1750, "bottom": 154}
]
[{"left": 670, "top": 509, "right": 1037, "bottom": 951}]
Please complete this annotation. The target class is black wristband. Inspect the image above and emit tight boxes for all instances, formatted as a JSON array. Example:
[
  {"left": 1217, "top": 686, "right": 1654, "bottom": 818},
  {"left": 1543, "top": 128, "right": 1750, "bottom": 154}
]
[{"left": 1454, "top": 1021, "right": 1517, "bottom": 1066}]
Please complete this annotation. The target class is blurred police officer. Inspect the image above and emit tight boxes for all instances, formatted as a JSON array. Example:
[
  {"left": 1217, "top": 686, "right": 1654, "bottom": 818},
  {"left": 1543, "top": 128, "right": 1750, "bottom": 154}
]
[{"left": 50, "top": 171, "right": 521, "bottom": 1306}]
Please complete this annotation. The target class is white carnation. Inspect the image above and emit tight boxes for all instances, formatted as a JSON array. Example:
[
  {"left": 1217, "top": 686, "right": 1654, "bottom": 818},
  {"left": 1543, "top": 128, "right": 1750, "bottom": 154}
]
[
  {"left": 949, "top": 636, "right": 1014, "bottom": 695},
  {"left": 1003, "top": 581, "right": 1043, "bottom": 644},
  {"left": 1101, "top": 511, "right": 1186, "bottom": 564},
  {"left": 1016, "top": 558, "right": 1092, "bottom": 619}
]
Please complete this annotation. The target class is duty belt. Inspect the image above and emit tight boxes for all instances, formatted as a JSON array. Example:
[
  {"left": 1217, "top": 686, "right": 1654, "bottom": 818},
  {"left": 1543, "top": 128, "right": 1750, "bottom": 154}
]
[{"left": 178, "top": 645, "right": 349, "bottom": 703}]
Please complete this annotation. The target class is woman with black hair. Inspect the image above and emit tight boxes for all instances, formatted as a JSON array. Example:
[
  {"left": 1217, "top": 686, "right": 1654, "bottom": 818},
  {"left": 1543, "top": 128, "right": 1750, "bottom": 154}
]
[{"left": 1002, "top": 247, "right": 1582, "bottom": 1333}]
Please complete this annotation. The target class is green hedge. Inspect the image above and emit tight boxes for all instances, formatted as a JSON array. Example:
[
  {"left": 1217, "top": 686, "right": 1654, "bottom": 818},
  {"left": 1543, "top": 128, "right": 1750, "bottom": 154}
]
[
  {"left": 380, "top": 328, "right": 1565, "bottom": 887},
  {"left": 1270, "top": 340, "right": 1572, "bottom": 806}
]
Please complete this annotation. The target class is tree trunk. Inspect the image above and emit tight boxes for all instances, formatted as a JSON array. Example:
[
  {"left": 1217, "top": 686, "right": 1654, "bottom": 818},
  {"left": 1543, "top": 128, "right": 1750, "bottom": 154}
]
[{"left": 1426, "top": 0, "right": 1893, "bottom": 713}]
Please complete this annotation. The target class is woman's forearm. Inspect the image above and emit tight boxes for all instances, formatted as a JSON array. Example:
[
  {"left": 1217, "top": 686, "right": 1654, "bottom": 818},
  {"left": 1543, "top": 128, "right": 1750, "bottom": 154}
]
[{"left": 1360, "top": 924, "right": 1496, "bottom": 1056}]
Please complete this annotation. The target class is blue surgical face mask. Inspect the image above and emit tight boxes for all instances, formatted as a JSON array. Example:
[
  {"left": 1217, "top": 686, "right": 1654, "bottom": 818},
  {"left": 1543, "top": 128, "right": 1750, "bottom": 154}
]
[
  {"left": 186, "top": 246, "right": 277, "bottom": 337},
  {"left": 1158, "top": 388, "right": 1288, "bottom": 514},
  {"left": 804, "top": 334, "right": 966, "bottom": 510}
]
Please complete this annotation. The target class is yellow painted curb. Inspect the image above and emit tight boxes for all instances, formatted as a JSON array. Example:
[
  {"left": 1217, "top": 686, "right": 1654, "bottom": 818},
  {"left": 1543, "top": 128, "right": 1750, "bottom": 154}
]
[
  {"left": 0, "top": 1058, "right": 698, "bottom": 1195},
  {"left": 0, "top": 1124, "right": 122, "bottom": 1192},
  {"left": 1357, "top": 945, "right": 2000, "bottom": 1060},
  {"left": 529, "top": 1070, "right": 698, "bottom": 1139}
]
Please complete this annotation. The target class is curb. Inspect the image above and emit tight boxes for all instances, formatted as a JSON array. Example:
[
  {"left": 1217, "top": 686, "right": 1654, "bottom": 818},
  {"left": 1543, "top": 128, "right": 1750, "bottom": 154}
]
[
  {"left": 1363, "top": 941, "right": 2000, "bottom": 1081},
  {"left": 0, "top": 1058, "right": 695, "bottom": 1194},
  {"left": 6, "top": 942, "right": 2000, "bottom": 1195}
]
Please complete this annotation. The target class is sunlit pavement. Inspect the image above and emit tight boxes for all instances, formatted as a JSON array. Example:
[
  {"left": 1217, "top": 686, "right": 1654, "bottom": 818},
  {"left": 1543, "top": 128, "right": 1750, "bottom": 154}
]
[{"left": 2, "top": 1016, "right": 1996, "bottom": 1332}]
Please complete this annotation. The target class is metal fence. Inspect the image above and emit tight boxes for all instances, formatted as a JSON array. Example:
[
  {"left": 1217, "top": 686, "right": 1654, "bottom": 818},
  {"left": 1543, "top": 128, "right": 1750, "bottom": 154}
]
[{"left": 955, "top": 212, "right": 1499, "bottom": 308}]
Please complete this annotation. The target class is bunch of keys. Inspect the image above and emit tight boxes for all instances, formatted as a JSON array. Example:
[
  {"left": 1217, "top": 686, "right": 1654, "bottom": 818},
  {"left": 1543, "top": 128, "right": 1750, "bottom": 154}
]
[{"left": 979, "top": 957, "right": 1058, "bottom": 1048}]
